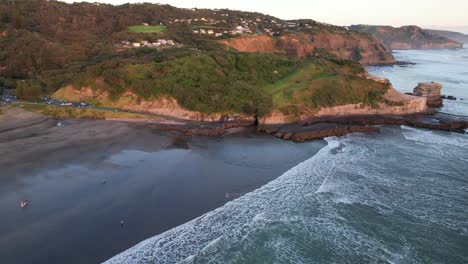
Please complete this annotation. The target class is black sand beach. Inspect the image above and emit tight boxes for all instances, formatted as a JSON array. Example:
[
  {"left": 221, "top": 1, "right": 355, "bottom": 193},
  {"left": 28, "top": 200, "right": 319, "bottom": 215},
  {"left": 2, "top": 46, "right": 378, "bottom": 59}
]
[{"left": 0, "top": 107, "right": 326, "bottom": 264}]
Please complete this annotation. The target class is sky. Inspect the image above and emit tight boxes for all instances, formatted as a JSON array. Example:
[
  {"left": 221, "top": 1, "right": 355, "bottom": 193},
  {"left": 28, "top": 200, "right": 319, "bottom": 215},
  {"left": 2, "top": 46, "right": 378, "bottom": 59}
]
[{"left": 60, "top": 0, "right": 468, "bottom": 33}]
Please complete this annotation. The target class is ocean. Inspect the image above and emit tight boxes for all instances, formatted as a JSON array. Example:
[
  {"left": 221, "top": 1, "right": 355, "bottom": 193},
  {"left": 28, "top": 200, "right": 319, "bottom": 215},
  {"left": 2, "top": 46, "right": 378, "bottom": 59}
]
[
  {"left": 106, "top": 48, "right": 468, "bottom": 263},
  {"left": 368, "top": 47, "right": 468, "bottom": 115}
]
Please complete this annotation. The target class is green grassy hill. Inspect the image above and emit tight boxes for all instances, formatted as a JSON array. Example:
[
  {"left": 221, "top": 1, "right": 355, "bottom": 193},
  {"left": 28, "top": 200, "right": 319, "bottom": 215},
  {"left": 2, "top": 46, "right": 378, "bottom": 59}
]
[
  {"left": 264, "top": 60, "right": 389, "bottom": 114},
  {"left": 0, "top": 0, "right": 393, "bottom": 119},
  {"left": 57, "top": 49, "right": 389, "bottom": 117},
  {"left": 128, "top": 25, "right": 167, "bottom": 33}
]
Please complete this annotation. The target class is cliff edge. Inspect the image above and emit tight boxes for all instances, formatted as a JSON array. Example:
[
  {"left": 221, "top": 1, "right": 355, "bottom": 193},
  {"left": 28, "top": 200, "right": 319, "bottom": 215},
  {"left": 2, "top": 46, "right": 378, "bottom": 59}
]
[
  {"left": 350, "top": 25, "right": 463, "bottom": 50},
  {"left": 220, "top": 32, "right": 396, "bottom": 66}
]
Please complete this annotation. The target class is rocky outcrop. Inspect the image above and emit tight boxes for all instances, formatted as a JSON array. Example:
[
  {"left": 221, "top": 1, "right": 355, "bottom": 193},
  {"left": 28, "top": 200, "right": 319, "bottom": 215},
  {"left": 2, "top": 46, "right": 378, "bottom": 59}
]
[
  {"left": 221, "top": 32, "right": 396, "bottom": 66},
  {"left": 413, "top": 82, "right": 443, "bottom": 108},
  {"left": 350, "top": 25, "right": 463, "bottom": 50},
  {"left": 258, "top": 113, "right": 468, "bottom": 142},
  {"left": 259, "top": 123, "right": 380, "bottom": 142},
  {"left": 259, "top": 85, "right": 428, "bottom": 126}
]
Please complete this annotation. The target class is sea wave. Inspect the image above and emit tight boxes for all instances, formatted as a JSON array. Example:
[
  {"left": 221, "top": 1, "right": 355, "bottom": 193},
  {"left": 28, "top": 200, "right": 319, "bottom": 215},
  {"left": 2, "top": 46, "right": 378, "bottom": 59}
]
[
  {"left": 105, "top": 129, "right": 468, "bottom": 264},
  {"left": 401, "top": 125, "right": 468, "bottom": 148}
]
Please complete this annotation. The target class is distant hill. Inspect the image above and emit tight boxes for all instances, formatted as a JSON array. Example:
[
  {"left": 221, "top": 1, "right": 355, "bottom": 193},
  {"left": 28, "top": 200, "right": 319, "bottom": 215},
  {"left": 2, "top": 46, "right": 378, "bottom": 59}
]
[
  {"left": 425, "top": 29, "right": 468, "bottom": 44},
  {"left": 350, "top": 25, "right": 463, "bottom": 50}
]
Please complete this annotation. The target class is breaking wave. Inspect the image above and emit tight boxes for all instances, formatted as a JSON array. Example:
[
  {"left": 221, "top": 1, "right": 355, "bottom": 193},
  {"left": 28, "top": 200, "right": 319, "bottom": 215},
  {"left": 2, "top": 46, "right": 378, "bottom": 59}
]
[
  {"left": 106, "top": 128, "right": 468, "bottom": 264},
  {"left": 401, "top": 125, "right": 468, "bottom": 148}
]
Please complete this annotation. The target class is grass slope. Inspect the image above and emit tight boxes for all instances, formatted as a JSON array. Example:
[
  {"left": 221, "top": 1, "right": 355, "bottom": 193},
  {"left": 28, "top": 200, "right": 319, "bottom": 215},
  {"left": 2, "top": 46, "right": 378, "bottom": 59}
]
[
  {"left": 264, "top": 60, "right": 390, "bottom": 115},
  {"left": 128, "top": 25, "right": 167, "bottom": 33},
  {"left": 58, "top": 50, "right": 389, "bottom": 117}
]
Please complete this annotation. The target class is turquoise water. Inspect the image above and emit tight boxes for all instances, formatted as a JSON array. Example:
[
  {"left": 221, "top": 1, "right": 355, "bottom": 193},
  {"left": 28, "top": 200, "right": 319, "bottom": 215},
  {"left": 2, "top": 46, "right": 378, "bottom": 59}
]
[{"left": 107, "top": 48, "right": 468, "bottom": 263}]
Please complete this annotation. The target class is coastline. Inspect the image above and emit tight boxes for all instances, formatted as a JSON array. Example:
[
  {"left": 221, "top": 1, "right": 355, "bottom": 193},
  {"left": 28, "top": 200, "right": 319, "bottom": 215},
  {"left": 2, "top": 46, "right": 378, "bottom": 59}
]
[
  {"left": 0, "top": 106, "right": 327, "bottom": 264},
  {"left": 4, "top": 103, "right": 467, "bottom": 145}
]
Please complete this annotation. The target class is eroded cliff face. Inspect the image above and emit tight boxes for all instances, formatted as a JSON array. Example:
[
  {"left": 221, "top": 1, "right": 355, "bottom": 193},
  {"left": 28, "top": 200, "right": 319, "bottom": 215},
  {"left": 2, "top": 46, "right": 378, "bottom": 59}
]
[
  {"left": 350, "top": 25, "right": 463, "bottom": 50},
  {"left": 220, "top": 34, "right": 277, "bottom": 53},
  {"left": 220, "top": 33, "right": 396, "bottom": 65},
  {"left": 53, "top": 86, "right": 250, "bottom": 122}
]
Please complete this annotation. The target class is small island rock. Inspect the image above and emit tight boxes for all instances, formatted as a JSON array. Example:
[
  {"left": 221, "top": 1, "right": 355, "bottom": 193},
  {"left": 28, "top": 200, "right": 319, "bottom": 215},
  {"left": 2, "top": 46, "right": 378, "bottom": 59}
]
[{"left": 413, "top": 82, "right": 443, "bottom": 108}]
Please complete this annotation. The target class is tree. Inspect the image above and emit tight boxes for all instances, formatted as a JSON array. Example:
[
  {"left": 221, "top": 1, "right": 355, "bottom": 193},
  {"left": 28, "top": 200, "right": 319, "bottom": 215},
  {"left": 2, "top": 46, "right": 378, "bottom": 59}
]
[{"left": 15, "top": 80, "right": 43, "bottom": 100}]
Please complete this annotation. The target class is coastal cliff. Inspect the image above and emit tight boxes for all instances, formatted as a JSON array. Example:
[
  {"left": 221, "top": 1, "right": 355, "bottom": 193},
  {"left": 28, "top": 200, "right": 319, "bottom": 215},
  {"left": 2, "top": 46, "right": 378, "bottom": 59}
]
[
  {"left": 258, "top": 86, "right": 428, "bottom": 125},
  {"left": 53, "top": 86, "right": 248, "bottom": 122},
  {"left": 425, "top": 29, "right": 468, "bottom": 44},
  {"left": 221, "top": 32, "right": 396, "bottom": 65},
  {"left": 349, "top": 25, "right": 463, "bottom": 50}
]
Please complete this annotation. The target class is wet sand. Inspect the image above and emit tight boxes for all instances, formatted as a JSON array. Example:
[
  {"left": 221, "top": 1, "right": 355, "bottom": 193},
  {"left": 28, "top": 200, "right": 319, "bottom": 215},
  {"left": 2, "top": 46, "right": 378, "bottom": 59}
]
[{"left": 0, "top": 107, "right": 326, "bottom": 264}]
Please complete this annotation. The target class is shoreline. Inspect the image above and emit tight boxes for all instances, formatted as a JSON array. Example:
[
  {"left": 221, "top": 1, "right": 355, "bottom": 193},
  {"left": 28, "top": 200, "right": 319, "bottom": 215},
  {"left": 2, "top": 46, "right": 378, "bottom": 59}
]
[
  {"left": 97, "top": 111, "right": 468, "bottom": 142},
  {"left": 3, "top": 105, "right": 467, "bottom": 144},
  {"left": 0, "top": 107, "right": 327, "bottom": 264}
]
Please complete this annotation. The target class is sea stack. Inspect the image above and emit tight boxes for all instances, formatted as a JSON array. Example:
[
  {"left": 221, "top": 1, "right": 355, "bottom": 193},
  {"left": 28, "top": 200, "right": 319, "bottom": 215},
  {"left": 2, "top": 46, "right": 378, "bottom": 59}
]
[{"left": 413, "top": 82, "right": 443, "bottom": 108}]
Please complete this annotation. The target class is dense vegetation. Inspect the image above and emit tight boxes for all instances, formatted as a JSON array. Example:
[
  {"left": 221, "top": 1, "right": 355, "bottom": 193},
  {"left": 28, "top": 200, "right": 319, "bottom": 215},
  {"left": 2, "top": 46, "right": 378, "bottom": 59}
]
[
  {"left": 0, "top": 0, "right": 392, "bottom": 116},
  {"left": 56, "top": 49, "right": 388, "bottom": 115},
  {"left": 67, "top": 51, "right": 298, "bottom": 115}
]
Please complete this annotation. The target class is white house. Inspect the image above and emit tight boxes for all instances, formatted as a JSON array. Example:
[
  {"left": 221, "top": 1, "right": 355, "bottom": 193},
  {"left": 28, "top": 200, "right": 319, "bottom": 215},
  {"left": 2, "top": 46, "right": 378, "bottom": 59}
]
[{"left": 132, "top": 42, "right": 141, "bottom": 47}]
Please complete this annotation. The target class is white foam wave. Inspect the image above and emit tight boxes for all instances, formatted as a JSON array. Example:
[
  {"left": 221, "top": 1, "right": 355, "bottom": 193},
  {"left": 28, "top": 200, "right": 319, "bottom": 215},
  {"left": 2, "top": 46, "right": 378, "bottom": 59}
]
[
  {"left": 105, "top": 128, "right": 468, "bottom": 264},
  {"left": 105, "top": 137, "right": 384, "bottom": 264},
  {"left": 401, "top": 125, "right": 468, "bottom": 148}
]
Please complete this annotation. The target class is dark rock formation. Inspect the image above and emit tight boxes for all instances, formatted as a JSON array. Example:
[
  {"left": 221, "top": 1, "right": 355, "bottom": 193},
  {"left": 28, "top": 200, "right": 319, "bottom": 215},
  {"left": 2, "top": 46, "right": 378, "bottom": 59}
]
[
  {"left": 258, "top": 113, "right": 468, "bottom": 142},
  {"left": 259, "top": 123, "right": 380, "bottom": 142},
  {"left": 441, "top": 95, "right": 457, "bottom": 100},
  {"left": 135, "top": 112, "right": 467, "bottom": 143},
  {"left": 413, "top": 82, "right": 443, "bottom": 108}
]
